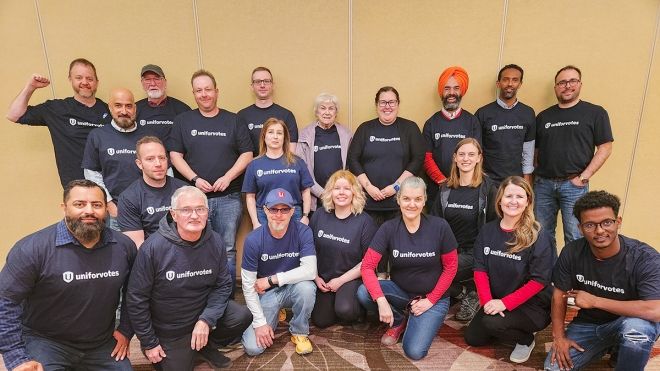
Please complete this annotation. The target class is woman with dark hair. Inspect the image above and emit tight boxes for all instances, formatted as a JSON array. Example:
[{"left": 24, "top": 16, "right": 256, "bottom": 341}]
[
  {"left": 430, "top": 137, "right": 497, "bottom": 321},
  {"left": 464, "top": 176, "right": 555, "bottom": 364}
]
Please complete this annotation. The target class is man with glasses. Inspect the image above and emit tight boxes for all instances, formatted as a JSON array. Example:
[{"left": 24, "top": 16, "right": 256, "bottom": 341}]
[
  {"left": 238, "top": 66, "right": 298, "bottom": 153},
  {"left": 127, "top": 186, "right": 252, "bottom": 370},
  {"left": 534, "top": 65, "right": 613, "bottom": 248},
  {"left": 545, "top": 191, "right": 659, "bottom": 371},
  {"left": 241, "top": 188, "right": 317, "bottom": 356}
]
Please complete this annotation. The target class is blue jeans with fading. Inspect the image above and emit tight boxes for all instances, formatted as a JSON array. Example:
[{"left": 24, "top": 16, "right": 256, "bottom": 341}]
[
  {"left": 208, "top": 192, "right": 242, "bottom": 291},
  {"left": 534, "top": 176, "right": 588, "bottom": 249}
]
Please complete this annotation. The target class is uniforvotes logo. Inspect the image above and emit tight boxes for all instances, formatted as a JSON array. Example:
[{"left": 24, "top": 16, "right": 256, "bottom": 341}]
[
  {"left": 191, "top": 129, "right": 198, "bottom": 136},
  {"left": 492, "top": 125, "right": 498, "bottom": 132},
  {"left": 166, "top": 271, "right": 175, "bottom": 281},
  {"left": 69, "top": 118, "right": 77, "bottom": 126},
  {"left": 107, "top": 148, "right": 115, "bottom": 156},
  {"left": 165, "top": 269, "right": 213, "bottom": 281},
  {"left": 318, "top": 229, "right": 324, "bottom": 238},
  {"left": 62, "top": 270, "right": 120, "bottom": 283},
  {"left": 484, "top": 246, "right": 491, "bottom": 255},
  {"left": 140, "top": 120, "right": 146, "bottom": 126}
]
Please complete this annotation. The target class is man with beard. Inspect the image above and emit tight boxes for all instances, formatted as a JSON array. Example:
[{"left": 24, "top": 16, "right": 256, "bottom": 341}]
[
  {"left": 535, "top": 66, "right": 613, "bottom": 248},
  {"left": 6, "top": 58, "right": 111, "bottom": 187},
  {"left": 0, "top": 180, "right": 137, "bottom": 371},
  {"left": 117, "top": 136, "right": 188, "bottom": 247},
  {"left": 475, "top": 65, "right": 536, "bottom": 186},
  {"left": 128, "top": 186, "right": 252, "bottom": 370},
  {"left": 83, "top": 88, "right": 144, "bottom": 230},
  {"left": 241, "top": 188, "right": 317, "bottom": 356}
]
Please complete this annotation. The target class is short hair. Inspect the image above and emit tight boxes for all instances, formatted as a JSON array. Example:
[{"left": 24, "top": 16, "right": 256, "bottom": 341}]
[
  {"left": 320, "top": 170, "right": 366, "bottom": 214},
  {"left": 63, "top": 179, "right": 107, "bottom": 203},
  {"left": 135, "top": 136, "right": 165, "bottom": 158},
  {"left": 191, "top": 69, "right": 217, "bottom": 88},
  {"left": 252, "top": 66, "right": 273, "bottom": 80},
  {"left": 498, "top": 64, "right": 524, "bottom": 81},
  {"left": 68, "top": 58, "right": 98, "bottom": 80},
  {"left": 314, "top": 93, "right": 340, "bottom": 114},
  {"left": 374, "top": 86, "right": 400, "bottom": 105},
  {"left": 396, "top": 176, "right": 427, "bottom": 202},
  {"left": 171, "top": 186, "right": 208, "bottom": 209},
  {"left": 446, "top": 138, "right": 484, "bottom": 188},
  {"left": 573, "top": 190, "right": 621, "bottom": 222},
  {"left": 555, "top": 65, "right": 582, "bottom": 82}
]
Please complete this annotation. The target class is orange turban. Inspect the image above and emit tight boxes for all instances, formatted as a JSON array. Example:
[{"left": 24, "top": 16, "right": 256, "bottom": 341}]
[{"left": 437, "top": 66, "right": 469, "bottom": 97}]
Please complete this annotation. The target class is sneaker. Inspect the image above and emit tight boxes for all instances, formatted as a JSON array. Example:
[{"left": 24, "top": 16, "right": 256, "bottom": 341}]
[
  {"left": 509, "top": 341, "right": 535, "bottom": 363},
  {"left": 279, "top": 308, "right": 287, "bottom": 322},
  {"left": 197, "top": 346, "right": 232, "bottom": 369},
  {"left": 291, "top": 335, "right": 313, "bottom": 355},
  {"left": 455, "top": 290, "right": 479, "bottom": 321},
  {"left": 380, "top": 319, "right": 407, "bottom": 346}
]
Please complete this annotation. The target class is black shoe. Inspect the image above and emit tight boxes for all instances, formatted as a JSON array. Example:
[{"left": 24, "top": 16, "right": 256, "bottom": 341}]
[{"left": 197, "top": 346, "right": 232, "bottom": 369}]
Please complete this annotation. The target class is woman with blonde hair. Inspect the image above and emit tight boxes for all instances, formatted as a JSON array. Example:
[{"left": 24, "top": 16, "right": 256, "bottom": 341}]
[
  {"left": 464, "top": 176, "right": 555, "bottom": 364},
  {"left": 310, "top": 170, "right": 377, "bottom": 328}
]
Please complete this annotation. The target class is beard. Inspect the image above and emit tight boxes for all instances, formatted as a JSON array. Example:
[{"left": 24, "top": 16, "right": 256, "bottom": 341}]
[
  {"left": 442, "top": 94, "right": 462, "bottom": 111},
  {"left": 114, "top": 115, "right": 135, "bottom": 129},
  {"left": 74, "top": 85, "right": 96, "bottom": 98},
  {"left": 147, "top": 89, "right": 164, "bottom": 99},
  {"left": 65, "top": 214, "right": 105, "bottom": 244}
]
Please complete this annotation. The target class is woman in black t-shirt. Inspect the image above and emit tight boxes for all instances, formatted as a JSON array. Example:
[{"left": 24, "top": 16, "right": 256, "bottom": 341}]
[{"left": 464, "top": 176, "right": 555, "bottom": 364}]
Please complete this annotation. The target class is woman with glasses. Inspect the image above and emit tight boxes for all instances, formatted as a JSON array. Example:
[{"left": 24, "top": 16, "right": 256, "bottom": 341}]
[
  {"left": 309, "top": 170, "right": 377, "bottom": 328},
  {"left": 357, "top": 177, "right": 458, "bottom": 360},
  {"left": 464, "top": 176, "right": 555, "bottom": 364},
  {"left": 296, "top": 93, "right": 353, "bottom": 212},
  {"left": 243, "top": 118, "right": 314, "bottom": 229},
  {"left": 430, "top": 138, "right": 497, "bottom": 322}
]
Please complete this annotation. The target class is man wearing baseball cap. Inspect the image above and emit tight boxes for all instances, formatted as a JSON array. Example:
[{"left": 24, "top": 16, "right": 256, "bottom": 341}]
[{"left": 240, "top": 188, "right": 317, "bottom": 356}]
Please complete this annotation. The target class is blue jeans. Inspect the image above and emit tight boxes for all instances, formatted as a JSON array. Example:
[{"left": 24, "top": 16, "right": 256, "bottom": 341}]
[
  {"left": 356, "top": 281, "right": 450, "bottom": 360},
  {"left": 24, "top": 334, "right": 131, "bottom": 370},
  {"left": 534, "top": 176, "right": 587, "bottom": 248},
  {"left": 256, "top": 205, "right": 302, "bottom": 226},
  {"left": 208, "top": 192, "right": 242, "bottom": 289},
  {"left": 544, "top": 317, "right": 660, "bottom": 371},
  {"left": 242, "top": 280, "right": 316, "bottom": 356}
]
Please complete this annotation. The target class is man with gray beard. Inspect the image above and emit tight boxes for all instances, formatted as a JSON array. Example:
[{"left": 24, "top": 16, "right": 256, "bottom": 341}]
[{"left": 0, "top": 180, "right": 137, "bottom": 371}]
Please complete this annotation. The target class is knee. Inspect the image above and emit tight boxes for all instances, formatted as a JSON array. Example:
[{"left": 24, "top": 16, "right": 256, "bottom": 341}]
[
  {"left": 402, "top": 342, "right": 428, "bottom": 361},
  {"left": 242, "top": 342, "right": 265, "bottom": 357},
  {"left": 481, "top": 314, "right": 507, "bottom": 333},
  {"left": 620, "top": 317, "right": 658, "bottom": 345},
  {"left": 312, "top": 312, "right": 333, "bottom": 329},
  {"left": 543, "top": 352, "right": 560, "bottom": 371},
  {"left": 356, "top": 285, "right": 370, "bottom": 305},
  {"left": 292, "top": 281, "right": 316, "bottom": 302},
  {"left": 335, "top": 302, "right": 360, "bottom": 322}
]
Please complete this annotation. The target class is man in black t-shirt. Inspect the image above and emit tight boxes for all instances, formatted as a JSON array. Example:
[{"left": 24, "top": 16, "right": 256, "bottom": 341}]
[
  {"left": 534, "top": 65, "right": 614, "bottom": 248},
  {"left": 6, "top": 58, "right": 111, "bottom": 187},
  {"left": 545, "top": 191, "right": 659, "bottom": 371}
]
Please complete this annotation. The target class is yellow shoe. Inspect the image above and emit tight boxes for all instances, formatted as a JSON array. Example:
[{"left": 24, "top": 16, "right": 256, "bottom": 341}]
[
  {"left": 279, "top": 308, "right": 287, "bottom": 322},
  {"left": 291, "top": 335, "right": 313, "bottom": 355}
]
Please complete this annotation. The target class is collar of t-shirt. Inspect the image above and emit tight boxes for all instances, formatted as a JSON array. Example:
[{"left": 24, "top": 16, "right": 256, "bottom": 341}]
[
  {"left": 111, "top": 119, "right": 137, "bottom": 133},
  {"left": 496, "top": 97, "right": 519, "bottom": 110},
  {"left": 441, "top": 107, "right": 463, "bottom": 120},
  {"left": 55, "top": 219, "right": 115, "bottom": 248},
  {"left": 147, "top": 96, "right": 169, "bottom": 107}
]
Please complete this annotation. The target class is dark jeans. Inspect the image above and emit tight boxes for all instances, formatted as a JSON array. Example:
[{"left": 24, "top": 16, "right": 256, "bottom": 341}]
[
  {"left": 449, "top": 248, "right": 475, "bottom": 298},
  {"left": 365, "top": 209, "right": 399, "bottom": 273},
  {"left": 464, "top": 307, "right": 547, "bottom": 347},
  {"left": 311, "top": 280, "right": 364, "bottom": 328},
  {"left": 24, "top": 334, "right": 131, "bottom": 371}
]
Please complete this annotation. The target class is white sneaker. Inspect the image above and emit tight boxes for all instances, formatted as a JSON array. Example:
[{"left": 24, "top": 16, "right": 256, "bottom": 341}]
[{"left": 509, "top": 341, "right": 535, "bottom": 363}]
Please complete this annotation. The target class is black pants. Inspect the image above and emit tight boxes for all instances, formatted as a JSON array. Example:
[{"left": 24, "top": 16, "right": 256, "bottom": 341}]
[
  {"left": 365, "top": 209, "right": 399, "bottom": 273},
  {"left": 154, "top": 300, "right": 252, "bottom": 371},
  {"left": 311, "top": 280, "right": 364, "bottom": 328},
  {"left": 464, "top": 307, "right": 543, "bottom": 347},
  {"left": 449, "top": 248, "right": 475, "bottom": 298}
]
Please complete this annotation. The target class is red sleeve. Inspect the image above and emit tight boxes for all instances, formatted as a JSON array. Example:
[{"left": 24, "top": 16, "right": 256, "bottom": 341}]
[
  {"left": 426, "top": 250, "right": 458, "bottom": 304},
  {"left": 501, "top": 280, "right": 545, "bottom": 311},
  {"left": 474, "top": 270, "right": 493, "bottom": 306},
  {"left": 424, "top": 152, "right": 446, "bottom": 184},
  {"left": 360, "top": 248, "right": 384, "bottom": 300}
]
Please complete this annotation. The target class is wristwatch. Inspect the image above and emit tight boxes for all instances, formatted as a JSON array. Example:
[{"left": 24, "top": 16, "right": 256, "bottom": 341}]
[
  {"left": 190, "top": 176, "right": 199, "bottom": 184},
  {"left": 267, "top": 275, "right": 277, "bottom": 288},
  {"left": 302, "top": 212, "right": 309, "bottom": 217},
  {"left": 393, "top": 182, "right": 401, "bottom": 192},
  {"left": 579, "top": 175, "right": 589, "bottom": 184}
]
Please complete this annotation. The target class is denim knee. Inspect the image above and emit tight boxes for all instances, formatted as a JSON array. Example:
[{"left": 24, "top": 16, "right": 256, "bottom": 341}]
[
  {"left": 243, "top": 342, "right": 265, "bottom": 357},
  {"left": 356, "top": 284, "right": 372, "bottom": 307},
  {"left": 291, "top": 281, "right": 316, "bottom": 304},
  {"left": 619, "top": 317, "right": 659, "bottom": 345},
  {"left": 403, "top": 342, "right": 428, "bottom": 361}
]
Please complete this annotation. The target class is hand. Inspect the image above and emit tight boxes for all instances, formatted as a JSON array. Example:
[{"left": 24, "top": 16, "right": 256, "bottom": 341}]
[
  {"left": 194, "top": 177, "right": 213, "bottom": 193},
  {"left": 570, "top": 176, "right": 587, "bottom": 188},
  {"left": 14, "top": 361, "right": 43, "bottom": 371},
  {"left": 365, "top": 184, "right": 385, "bottom": 201},
  {"left": 145, "top": 345, "right": 167, "bottom": 363},
  {"left": 251, "top": 219, "right": 261, "bottom": 230},
  {"left": 380, "top": 185, "right": 396, "bottom": 198},
  {"left": 483, "top": 299, "right": 506, "bottom": 316},
  {"left": 28, "top": 74, "right": 50, "bottom": 89},
  {"left": 255, "top": 324, "right": 275, "bottom": 348},
  {"left": 565, "top": 289, "right": 598, "bottom": 309},
  {"left": 376, "top": 297, "right": 394, "bottom": 327},
  {"left": 107, "top": 202, "right": 118, "bottom": 218},
  {"left": 191, "top": 320, "right": 210, "bottom": 351},
  {"left": 550, "top": 335, "right": 584, "bottom": 370},
  {"left": 326, "top": 277, "right": 345, "bottom": 292},
  {"left": 409, "top": 298, "right": 433, "bottom": 316},
  {"left": 254, "top": 277, "right": 272, "bottom": 294},
  {"left": 212, "top": 175, "right": 230, "bottom": 192},
  {"left": 314, "top": 276, "right": 330, "bottom": 292},
  {"left": 300, "top": 215, "right": 309, "bottom": 225},
  {"left": 110, "top": 330, "right": 130, "bottom": 361}
]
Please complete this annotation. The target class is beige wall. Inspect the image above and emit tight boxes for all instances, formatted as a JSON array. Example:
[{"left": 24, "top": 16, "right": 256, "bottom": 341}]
[{"left": 1, "top": 0, "right": 658, "bottom": 266}]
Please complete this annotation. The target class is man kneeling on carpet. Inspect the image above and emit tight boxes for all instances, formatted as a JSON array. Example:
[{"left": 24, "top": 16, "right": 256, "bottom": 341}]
[
  {"left": 357, "top": 177, "right": 458, "bottom": 360},
  {"left": 241, "top": 188, "right": 317, "bottom": 356}
]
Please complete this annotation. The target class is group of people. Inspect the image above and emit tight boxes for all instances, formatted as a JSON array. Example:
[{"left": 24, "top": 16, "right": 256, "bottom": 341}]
[{"left": 0, "top": 58, "right": 658, "bottom": 371}]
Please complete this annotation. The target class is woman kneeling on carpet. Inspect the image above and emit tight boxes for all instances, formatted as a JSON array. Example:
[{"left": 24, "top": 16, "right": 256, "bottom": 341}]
[
  {"left": 464, "top": 176, "right": 555, "bottom": 364},
  {"left": 357, "top": 176, "right": 458, "bottom": 360}
]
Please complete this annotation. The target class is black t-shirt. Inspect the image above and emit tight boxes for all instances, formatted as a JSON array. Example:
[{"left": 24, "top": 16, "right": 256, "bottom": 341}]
[
  {"left": 535, "top": 100, "right": 613, "bottom": 178},
  {"left": 136, "top": 97, "right": 191, "bottom": 146},
  {"left": 475, "top": 101, "right": 535, "bottom": 182},
  {"left": 117, "top": 177, "right": 188, "bottom": 238},
  {"left": 313, "top": 125, "right": 343, "bottom": 189},
  {"left": 169, "top": 109, "right": 253, "bottom": 198},
  {"left": 422, "top": 110, "right": 482, "bottom": 177},
  {"left": 237, "top": 103, "right": 298, "bottom": 153},
  {"left": 81, "top": 125, "right": 144, "bottom": 199},
  {"left": 370, "top": 215, "right": 457, "bottom": 295},
  {"left": 444, "top": 186, "right": 480, "bottom": 251},
  {"left": 473, "top": 221, "right": 555, "bottom": 327},
  {"left": 552, "top": 235, "right": 660, "bottom": 324},
  {"left": 310, "top": 209, "right": 377, "bottom": 281},
  {"left": 17, "top": 97, "right": 111, "bottom": 187}
]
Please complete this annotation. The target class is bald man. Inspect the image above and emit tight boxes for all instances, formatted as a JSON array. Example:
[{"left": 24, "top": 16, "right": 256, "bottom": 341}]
[{"left": 83, "top": 88, "right": 144, "bottom": 229}]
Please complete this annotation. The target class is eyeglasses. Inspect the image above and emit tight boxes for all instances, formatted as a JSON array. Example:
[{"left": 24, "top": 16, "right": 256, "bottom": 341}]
[
  {"left": 378, "top": 100, "right": 399, "bottom": 107},
  {"left": 173, "top": 207, "right": 209, "bottom": 217},
  {"left": 252, "top": 79, "right": 273, "bottom": 85},
  {"left": 266, "top": 206, "right": 292, "bottom": 215},
  {"left": 555, "top": 79, "right": 581, "bottom": 88},
  {"left": 581, "top": 218, "right": 617, "bottom": 232},
  {"left": 142, "top": 77, "right": 163, "bottom": 83}
]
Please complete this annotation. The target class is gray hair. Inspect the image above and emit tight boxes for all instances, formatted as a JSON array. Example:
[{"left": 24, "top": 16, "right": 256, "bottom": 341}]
[
  {"left": 314, "top": 93, "right": 339, "bottom": 114},
  {"left": 171, "top": 186, "right": 208, "bottom": 209},
  {"left": 396, "top": 177, "right": 427, "bottom": 201}
]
